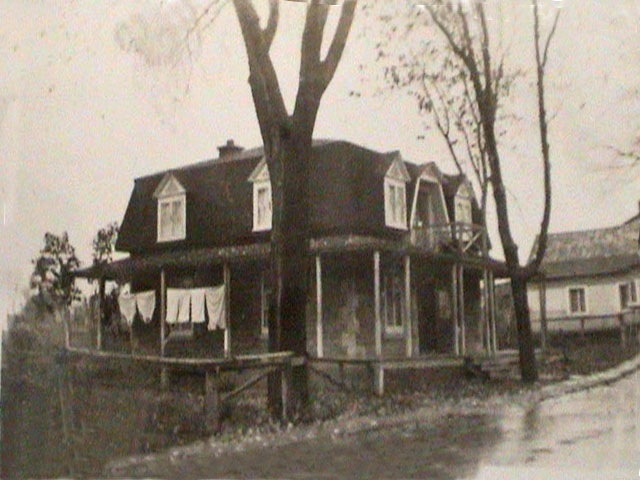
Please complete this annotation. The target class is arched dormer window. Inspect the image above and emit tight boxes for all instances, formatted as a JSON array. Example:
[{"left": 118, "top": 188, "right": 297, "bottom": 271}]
[
  {"left": 153, "top": 173, "right": 186, "bottom": 242},
  {"left": 454, "top": 182, "right": 473, "bottom": 225},
  {"left": 248, "top": 158, "right": 272, "bottom": 232},
  {"left": 384, "top": 155, "right": 411, "bottom": 230}
]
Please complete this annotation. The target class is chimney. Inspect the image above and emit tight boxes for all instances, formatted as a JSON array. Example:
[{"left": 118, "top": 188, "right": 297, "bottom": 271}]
[{"left": 217, "top": 139, "right": 243, "bottom": 161}]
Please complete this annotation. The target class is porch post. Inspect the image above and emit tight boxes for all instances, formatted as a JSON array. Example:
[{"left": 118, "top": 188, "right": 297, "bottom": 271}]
[
  {"left": 223, "top": 262, "right": 231, "bottom": 357},
  {"left": 374, "top": 251, "right": 382, "bottom": 358},
  {"left": 160, "top": 268, "right": 168, "bottom": 388},
  {"left": 489, "top": 271, "right": 497, "bottom": 353},
  {"left": 458, "top": 264, "right": 466, "bottom": 356},
  {"left": 451, "top": 264, "right": 459, "bottom": 356},
  {"left": 315, "top": 255, "right": 324, "bottom": 358},
  {"left": 482, "top": 269, "right": 490, "bottom": 353},
  {"left": 160, "top": 268, "right": 166, "bottom": 357},
  {"left": 374, "top": 251, "right": 384, "bottom": 395},
  {"left": 403, "top": 255, "right": 412, "bottom": 358},
  {"left": 539, "top": 275, "right": 548, "bottom": 352},
  {"left": 97, "top": 277, "right": 105, "bottom": 351}
]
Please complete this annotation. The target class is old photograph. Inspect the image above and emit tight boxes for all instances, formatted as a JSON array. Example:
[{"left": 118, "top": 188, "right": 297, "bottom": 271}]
[{"left": 1, "top": 0, "right": 639, "bottom": 478}]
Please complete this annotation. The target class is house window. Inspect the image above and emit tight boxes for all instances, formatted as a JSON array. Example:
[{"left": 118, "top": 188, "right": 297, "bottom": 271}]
[
  {"left": 455, "top": 196, "right": 472, "bottom": 225},
  {"left": 158, "top": 195, "right": 186, "bottom": 242},
  {"left": 249, "top": 159, "right": 272, "bottom": 232},
  {"left": 253, "top": 182, "right": 272, "bottom": 232},
  {"left": 154, "top": 174, "right": 187, "bottom": 243},
  {"left": 568, "top": 287, "right": 587, "bottom": 315},
  {"left": 382, "top": 269, "right": 405, "bottom": 334},
  {"left": 384, "top": 179, "right": 407, "bottom": 230},
  {"left": 619, "top": 280, "right": 638, "bottom": 310}
]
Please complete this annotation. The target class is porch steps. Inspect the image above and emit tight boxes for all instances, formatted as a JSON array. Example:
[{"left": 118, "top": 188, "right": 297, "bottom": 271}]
[
  {"left": 465, "top": 349, "right": 546, "bottom": 380},
  {"left": 464, "top": 354, "right": 519, "bottom": 380}
]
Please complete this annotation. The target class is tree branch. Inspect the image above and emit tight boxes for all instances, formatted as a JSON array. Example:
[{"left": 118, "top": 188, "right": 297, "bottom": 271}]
[
  {"left": 525, "top": 0, "right": 556, "bottom": 277},
  {"left": 542, "top": 9, "right": 561, "bottom": 68},
  {"left": 294, "top": 0, "right": 356, "bottom": 131},
  {"left": 263, "top": 0, "right": 279, "bottom": 51},
  {"left": 320, "top": 0, "right": 357, "bottom": 86},
  {"left": 232, "top": 0, "right": 288, "bottom": 140}
]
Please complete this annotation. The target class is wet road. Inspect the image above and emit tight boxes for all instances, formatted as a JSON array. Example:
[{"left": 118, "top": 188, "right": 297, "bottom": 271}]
[
  {"left": 472, "top": 370, "right": 640, "bottom": 479},
  {"left": 113, "top": 370, "right": 640, "bottom": 479}
]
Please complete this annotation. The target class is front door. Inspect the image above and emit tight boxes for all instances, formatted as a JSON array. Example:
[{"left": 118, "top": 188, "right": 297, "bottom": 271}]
[{"left": 417, "top": 277, "right": 438, "bottom": 354}]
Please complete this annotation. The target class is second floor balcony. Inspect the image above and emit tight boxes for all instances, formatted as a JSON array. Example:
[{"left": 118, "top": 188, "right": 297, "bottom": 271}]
[{"left": 410, "top": 222, "right": 488, "bottom": 255}]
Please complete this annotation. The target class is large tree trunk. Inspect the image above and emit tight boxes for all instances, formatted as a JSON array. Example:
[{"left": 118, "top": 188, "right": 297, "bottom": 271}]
[
  {"left": 511, "top": 275, "right": 537, "bottom": 382},
  {"left": 232, "top": 0, "right": 356, "bottom": 416},
  {"left": 266, "top": 124, "right": 311, "bottom": 416}
]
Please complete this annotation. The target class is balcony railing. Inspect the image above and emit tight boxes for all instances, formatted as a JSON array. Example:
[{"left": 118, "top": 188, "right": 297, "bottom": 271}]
[{"left": 411, "top": 222, "right": 487, "bottom": 254}]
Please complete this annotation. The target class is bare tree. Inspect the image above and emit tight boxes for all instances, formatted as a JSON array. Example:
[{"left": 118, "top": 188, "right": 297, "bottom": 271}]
[
  {"left": 375, "top": 0, "right": 559, "bottom": 382},
  {"left": 115, "top": 0, "right": 356, "bottom": 415},
  {"left": 231, "top": 0, "right": 356, "bottom": 413}
]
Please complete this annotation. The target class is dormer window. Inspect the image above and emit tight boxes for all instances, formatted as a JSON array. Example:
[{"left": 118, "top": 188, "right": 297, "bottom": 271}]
[
  {"left": 384, "top": 155, "right": 411, "bottom": 230},
  {"left": 454, "top": 183, "right": 473, "bottom": 225},
  {"left": 154, "top": 174, "right": 186, "bottom": 242},
  {"left": 248, "top": 158, "right": 272, "bottom": 232}
]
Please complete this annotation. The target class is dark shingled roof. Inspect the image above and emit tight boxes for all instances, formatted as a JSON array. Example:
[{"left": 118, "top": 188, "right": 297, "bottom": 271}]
[
  {"left": 117, "top": 140, "right": 426, "bottom": 254},
  {"left": 530, "top": 217, "right": 640, "bottom": 280}
]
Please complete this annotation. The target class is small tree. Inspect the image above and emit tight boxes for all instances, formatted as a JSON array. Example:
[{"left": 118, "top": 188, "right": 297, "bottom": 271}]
[
  {"left": 30, "top": 232, "right": 81, "bottom": 317},
  {"left": 92, "top": 222, "right": 120, "bottom": 266}
]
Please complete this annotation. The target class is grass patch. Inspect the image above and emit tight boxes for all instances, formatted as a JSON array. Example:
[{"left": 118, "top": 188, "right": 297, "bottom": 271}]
[{"left": 540, "top": 331, "right": 640, "bottom": 379}]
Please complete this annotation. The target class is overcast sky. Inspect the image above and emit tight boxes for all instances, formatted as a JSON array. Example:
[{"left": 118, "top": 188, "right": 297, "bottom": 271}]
[{"left": 1, "top": 0, "right": 639, "bottom": 321}]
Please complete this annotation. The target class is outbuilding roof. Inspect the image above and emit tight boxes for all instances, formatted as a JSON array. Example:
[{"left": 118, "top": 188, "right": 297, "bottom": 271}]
[{"left": 530, "top": 217, "right": 640, "bottom": 280}]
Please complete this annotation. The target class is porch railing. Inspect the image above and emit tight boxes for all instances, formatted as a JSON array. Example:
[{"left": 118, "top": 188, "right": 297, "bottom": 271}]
[{"left": 410, "top": 222, "right": 487, "bottom": 254}]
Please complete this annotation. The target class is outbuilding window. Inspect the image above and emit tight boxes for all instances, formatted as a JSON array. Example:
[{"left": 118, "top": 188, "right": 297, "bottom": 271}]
[
  {"left": 619, "top": 280, "right": 638, "bottom": 310},
  {"left": 568, "top": 287, "right": 587, "bottom": 315}
]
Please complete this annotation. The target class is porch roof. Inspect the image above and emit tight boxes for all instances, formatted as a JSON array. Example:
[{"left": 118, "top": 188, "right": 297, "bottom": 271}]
[
  {"left": 74, "top": 243, "right": 270, "bottom": 281},
  {"left": 75, "top": 235, "right": 508, "bottom": 281}
]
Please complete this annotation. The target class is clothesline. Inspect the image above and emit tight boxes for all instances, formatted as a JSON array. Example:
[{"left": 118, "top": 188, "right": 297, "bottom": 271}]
[
  {"left": 166, "top": 286, "right": 226, "bottom": 331},
  {"left": 118, "top": 290, "right": 156, "bottom": 325},
  {"left": 118, "top": 285, "right": 227, "bottom": 331}
]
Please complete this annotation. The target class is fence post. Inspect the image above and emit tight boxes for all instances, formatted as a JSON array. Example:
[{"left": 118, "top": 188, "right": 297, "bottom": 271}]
[
  {"left": 619, "top": 313, "right": 627, "bottom": 347},
  {"left": 281, "top": 360, "right": 293, "bottom": 422},
  {"left": 205, "top": 368, "right": 221, "bottom": 432}
]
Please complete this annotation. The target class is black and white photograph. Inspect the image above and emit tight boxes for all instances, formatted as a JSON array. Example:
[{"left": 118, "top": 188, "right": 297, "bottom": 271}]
[{"left": 0, "top": 0, "right": 639, "bottom": 478}]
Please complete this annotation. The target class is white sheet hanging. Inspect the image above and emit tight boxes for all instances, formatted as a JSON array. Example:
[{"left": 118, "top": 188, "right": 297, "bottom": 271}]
[
  {"left": 205, "top": 285, "right": 226, "bottom": 331},
  {"left": 118, "top": 290, "right": 137, "bottom": 326},
  {"left": 135, "top": 291, "right": 156, "bottom": 324},
  {"left": 166, "top": 289, "right": 190, "bottom": 324},
  {"left": 190, "top": 288, "right": 207, "bottom": 324}
]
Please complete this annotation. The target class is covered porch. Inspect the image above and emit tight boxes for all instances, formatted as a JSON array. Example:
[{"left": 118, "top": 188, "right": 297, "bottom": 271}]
[
  {"left": 308, "top": 236, "right": 507, "bottom": 395},
  {"left": 73, "top": 243, "right": 272, "bottom": 359},
  {"left": 74, "top": 235, "right": 507, "bottom": 396}
]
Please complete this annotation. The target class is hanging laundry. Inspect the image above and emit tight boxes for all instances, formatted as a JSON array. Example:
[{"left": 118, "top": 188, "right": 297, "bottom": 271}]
[
  {"left": 118, "top": 290, "right": 137, "bottom": 326},
  {"left": 166, "top": 289, "right": 190, "bottom": 324},
  {"left": 135, "top": 291, "right": 156, "bottom": 324},
  {"left": 190, "top": 288, "right": 207, "bottom": 324},
  {"left": 205, "top": 285, "right": 226, "bottom": 331}
]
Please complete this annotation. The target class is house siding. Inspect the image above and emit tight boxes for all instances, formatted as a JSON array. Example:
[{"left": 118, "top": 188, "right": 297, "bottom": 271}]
[{"left": 528, "top": 269, "right": 640, "bottom": 333}]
